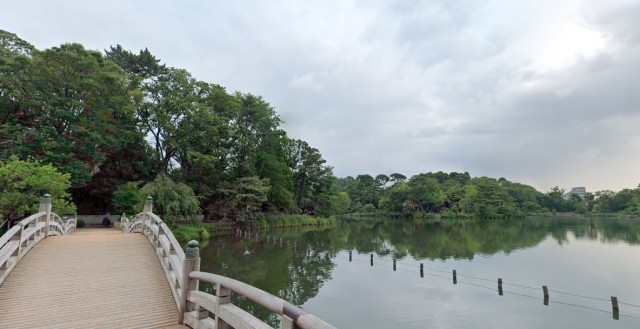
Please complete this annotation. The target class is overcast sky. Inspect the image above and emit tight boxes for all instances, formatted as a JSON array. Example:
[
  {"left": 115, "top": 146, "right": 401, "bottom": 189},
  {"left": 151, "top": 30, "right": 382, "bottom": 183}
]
[{"left": 2, "top": 0, "right": 640, "bottom": 192}]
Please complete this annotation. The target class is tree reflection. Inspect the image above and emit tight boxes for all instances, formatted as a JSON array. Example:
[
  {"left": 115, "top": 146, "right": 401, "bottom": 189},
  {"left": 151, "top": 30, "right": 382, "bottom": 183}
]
[{"left": 198, "top": 217, "right": 640, "bottom": 324}]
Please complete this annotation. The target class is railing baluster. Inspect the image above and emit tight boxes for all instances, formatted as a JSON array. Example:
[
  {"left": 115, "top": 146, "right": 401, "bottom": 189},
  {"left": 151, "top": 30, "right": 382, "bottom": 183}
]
[
  {"left": 215, "top": 284, "right": 231, "bottom": 329},
  {"left": 179, "top": 240, "right": 201, "bottom": 324},
  {"left": 40, "top": 194, "right": 52, "bottom": 237}
]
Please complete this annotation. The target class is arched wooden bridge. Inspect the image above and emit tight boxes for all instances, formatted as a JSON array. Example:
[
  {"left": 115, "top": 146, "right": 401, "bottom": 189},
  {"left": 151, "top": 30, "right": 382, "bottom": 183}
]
[{"left": 0, "top": 195, "right": 335, "bottom": 329}]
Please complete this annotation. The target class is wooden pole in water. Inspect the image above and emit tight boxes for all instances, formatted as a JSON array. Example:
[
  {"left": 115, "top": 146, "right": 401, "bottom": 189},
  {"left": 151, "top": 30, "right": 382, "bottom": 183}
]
[
  {"left": 370, "top": 254, "right": 373, "bottom": 266},
  {"left": 612, "top": 296, "right": 620, "bottom": 320},
  {"left": 498, "top": 278, "right": 503, "bottom": 296},
  {"left": 393, "top": 258, "right": 396, "bottom": 271},
  {"left": 453, "top": 270, "right": 457, "bottom": 284},
  {"left": 349, "top": 250, "right": 352, "bottom": 262},
  {"left": 420, "top": 263, "right": 424, "bottom": 278},
  {"left": 543, "top": 286, "right": 549, "bottom": 306}
]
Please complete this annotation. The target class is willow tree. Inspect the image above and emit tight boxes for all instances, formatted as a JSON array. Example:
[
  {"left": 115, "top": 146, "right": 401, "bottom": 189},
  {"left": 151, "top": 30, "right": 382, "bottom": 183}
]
[{"left": 139, "top": 174, "right": 201, "bottom": 226}]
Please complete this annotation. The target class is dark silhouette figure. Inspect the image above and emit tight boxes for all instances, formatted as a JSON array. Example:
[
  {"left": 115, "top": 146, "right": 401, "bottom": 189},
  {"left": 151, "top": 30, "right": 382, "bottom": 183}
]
[{"left": 101, "top": 213, "right": 112, "bottom": 228}]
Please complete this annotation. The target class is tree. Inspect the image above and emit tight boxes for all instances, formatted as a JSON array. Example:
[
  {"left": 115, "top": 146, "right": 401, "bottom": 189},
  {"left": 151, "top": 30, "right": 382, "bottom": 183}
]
[
  {"left": 135, "top": 67, "right": 199, "bottom": 173},
  {"left": 375, "top": 174, "right": 390, "bottom": 189},
  {"left": 0, "top": 29, "right": 34, "bottom": 56},
  {"left": 139, "top": 174, "right": 201, "bottom": 226},
  {"left": 0, "top": 157, "right": 75, "bottom": 224},
  {"left": 408, "top": 174, "right": 445, "bottom": 212},
  {"left": 463, "top": 177, "right": 515, "bottom": 217},
  {"left": 1, "top": 40, "right": 149, "bottom": 213},
  {"left": 230, "top": 176, "right": 270, "bottom": 221},
  {"left": 543, "top": 186, "right": 566, "bottom": 212},
  {"left": 379, "top": 181, "right": 410, "bottom": 212},
  {"left": 284, "top": 139, "right": 334, "bottom": 213},
  {"left": 112, "top": 181, "right": 144, "bottom": 216},
  {"left": 105, "top": 45, "right": 165, "bottom": 79},
  {"left": 389, "top": 173, "right": 407, "bottom": 184}
]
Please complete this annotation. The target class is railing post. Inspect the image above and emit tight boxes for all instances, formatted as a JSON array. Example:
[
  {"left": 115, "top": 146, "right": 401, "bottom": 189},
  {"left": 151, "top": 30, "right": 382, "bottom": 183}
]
[
  {"left": 215, "top": 283, "right": 231, "bottom": 329},
  {"left": 179, "top": 240, "right": 201, "bottom": 324},
  {"left": 39, "top": 194, "right": 52, "bottom": 238},
  {"left": 143, "top": 196, "right": 153, "bottom": 235},
  {"left": 11, "top": 223, "right": 24, "bottom": 258}
]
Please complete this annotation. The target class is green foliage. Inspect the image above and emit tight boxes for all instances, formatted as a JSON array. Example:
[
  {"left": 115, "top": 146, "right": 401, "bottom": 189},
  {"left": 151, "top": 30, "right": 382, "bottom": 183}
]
[
  {"left": 362, "top": 204, "right": 377, "bottom": 213},
  {"left": 341, "top": 171, "right": 545, "bottom": 217},
  {"left": 231, "top": 176, "right": 270, "bottom": 221},
  {"left": 112, "top": 181, "right": 143, "bottom": 215},
  {"left": 408, "top": 174, "right": 445, "bottom": 212},
  {"left": 339, "top": 170, "right": 640, "bottom": 218},
  {"left": 0, "top": 157, "right": 75, "bottom": 221},
  {"left": 255, "top": 214, "right": 336, "bottom": 228},
  {"left": 0, "top": 29, "right": 34, "bottom": 56},
  {"left": 331, "top": 192, "right": 351, "bottom": 215},
  {"left": 1, "top": 38, "right": 152, "bottom": 213},
  {"left": 172, "top": 223, "right": 211, "bottom": 244},
  {"left": 2, "top": 32, "right": 339, "bottom": 221},
  {"left": 140, "top": 174, "right": 201, "bottom": 225},
  {"left": 284, "top": 139, "right": 335, "bottom": 214}
]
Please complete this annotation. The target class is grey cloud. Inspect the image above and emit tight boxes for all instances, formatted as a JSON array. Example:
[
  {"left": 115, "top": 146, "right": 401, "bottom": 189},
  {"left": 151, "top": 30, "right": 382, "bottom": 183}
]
[{"left": 2, "top": 0, "right": 640, "bottom": 191}]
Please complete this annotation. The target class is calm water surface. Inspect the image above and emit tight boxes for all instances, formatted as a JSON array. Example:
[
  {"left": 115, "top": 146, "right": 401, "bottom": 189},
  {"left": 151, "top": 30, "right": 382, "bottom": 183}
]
[{"left": 199, "top": 218, "right": 640, "bottom": 328}]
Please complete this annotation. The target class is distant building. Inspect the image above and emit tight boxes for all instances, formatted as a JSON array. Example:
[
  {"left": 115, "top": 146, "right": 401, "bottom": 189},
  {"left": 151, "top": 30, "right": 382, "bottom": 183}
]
[{"left": 563, "top": 187, "right": 586, "bottom": 200}]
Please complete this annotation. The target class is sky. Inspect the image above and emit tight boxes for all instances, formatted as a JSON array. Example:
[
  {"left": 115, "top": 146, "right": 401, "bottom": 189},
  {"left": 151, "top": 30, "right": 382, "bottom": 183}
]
[{"left": 2, "top": 0, "right": 640, "bottom": 192}]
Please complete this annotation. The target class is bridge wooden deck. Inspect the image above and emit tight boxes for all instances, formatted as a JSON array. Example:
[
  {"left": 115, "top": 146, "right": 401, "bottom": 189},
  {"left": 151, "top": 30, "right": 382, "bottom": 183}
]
[{"left": 0, "top": 228, "right": 186, "bottom": 329}]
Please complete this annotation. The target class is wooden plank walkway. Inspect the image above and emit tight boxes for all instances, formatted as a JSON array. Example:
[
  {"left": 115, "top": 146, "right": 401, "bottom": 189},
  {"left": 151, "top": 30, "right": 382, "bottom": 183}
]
[{"left": 0, "top": 229, "right": 187, "bottom": 329}]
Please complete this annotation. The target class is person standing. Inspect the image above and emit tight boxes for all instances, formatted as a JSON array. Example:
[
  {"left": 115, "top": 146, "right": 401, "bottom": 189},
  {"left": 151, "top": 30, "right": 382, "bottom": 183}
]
[{"left": 101, "top": 213, "right": 112, "bottom": 228}]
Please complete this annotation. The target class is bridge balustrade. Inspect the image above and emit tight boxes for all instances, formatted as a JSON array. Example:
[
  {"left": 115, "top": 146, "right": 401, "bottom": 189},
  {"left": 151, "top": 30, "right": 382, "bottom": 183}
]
[
  {"left": 0, "top": 194, "right": 77, "bottom": 285},
  {"left": 121, "top": 197, "right": 336, "bottom": 329}
]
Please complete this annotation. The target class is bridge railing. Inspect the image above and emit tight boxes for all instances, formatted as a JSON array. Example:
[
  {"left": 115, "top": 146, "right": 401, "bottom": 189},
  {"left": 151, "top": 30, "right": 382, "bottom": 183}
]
[
  {"left": 121, "top": 197, "right": 335, "bottom": 329},
  {"left": 0, "top": 194, "right": 77, "bottom": 285}
]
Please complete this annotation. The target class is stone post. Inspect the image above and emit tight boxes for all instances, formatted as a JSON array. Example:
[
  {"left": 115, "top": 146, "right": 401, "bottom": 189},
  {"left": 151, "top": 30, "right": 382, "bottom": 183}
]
[
  {"left": 39, "top": 194, "right": 52, "bottom": 238},
  {"left": 143, "top": 196, "right": 153, "bottom": 234},
  {"left": 179, "top": 240, "right": 201, "bottom": 324}
]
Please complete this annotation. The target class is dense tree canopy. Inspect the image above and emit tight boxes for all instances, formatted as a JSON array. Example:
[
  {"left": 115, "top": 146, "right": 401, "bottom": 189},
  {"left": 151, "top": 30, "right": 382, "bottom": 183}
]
[
  {"left": 1, "top": 30, "right": 338, "bottom": 221},
  {"left": 0, "top": 157, "right": 76, "bottom": 223}
]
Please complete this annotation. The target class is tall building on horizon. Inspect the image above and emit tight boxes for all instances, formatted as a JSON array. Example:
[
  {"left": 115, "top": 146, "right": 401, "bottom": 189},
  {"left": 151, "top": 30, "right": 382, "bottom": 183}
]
[{"left": 563, "top": 187, "right": 586, "bottom": 200}]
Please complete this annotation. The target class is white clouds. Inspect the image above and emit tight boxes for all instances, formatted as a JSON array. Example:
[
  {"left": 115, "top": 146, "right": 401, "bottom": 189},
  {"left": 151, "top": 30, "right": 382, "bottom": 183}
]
[{"left": 2, "top": 0, "right": 639, "bottom": 191}]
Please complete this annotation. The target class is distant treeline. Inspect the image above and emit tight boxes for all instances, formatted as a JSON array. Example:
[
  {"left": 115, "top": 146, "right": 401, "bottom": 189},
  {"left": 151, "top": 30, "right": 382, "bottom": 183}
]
[{"left": 336, "top": 172, "right": 640, "bottom": 217}]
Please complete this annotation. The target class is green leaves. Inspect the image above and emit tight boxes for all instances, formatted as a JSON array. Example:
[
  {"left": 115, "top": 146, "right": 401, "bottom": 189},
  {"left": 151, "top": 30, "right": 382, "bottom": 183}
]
[
  {"left": 0, "top": 157, "right": 75, "bottom": 222},
  {"left": 2, "top": 32, "right": 339, "bottom": 221},
  {"left": 140, "top": 174, "right": 201, "bottom": 225}
]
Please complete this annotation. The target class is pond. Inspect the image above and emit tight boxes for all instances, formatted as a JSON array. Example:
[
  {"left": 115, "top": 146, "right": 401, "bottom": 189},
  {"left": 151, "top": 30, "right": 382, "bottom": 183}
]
[{"left": 199, "top": 217, "right": 640, "bottom": 328}]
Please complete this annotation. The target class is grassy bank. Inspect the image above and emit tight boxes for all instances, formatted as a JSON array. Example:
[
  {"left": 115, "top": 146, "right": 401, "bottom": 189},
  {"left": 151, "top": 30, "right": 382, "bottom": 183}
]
[
  {"left": 252, "top": 214, "right": 336, "bottom": 228},
  {"left": 172, "top": 223, "right": 211, "bottom": 243}
]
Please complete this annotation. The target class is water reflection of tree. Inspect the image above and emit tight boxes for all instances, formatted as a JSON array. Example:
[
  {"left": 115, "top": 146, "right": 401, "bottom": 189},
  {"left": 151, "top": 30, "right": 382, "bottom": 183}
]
[
  {"left": 196, "top": 218, "right": 640, "bottom": 325},
  {"left": 342, "top": 218, "right": 640, "bottom": 260},
  {"left": 199, "top": 227, "right": 337, "bottom": 326}
]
